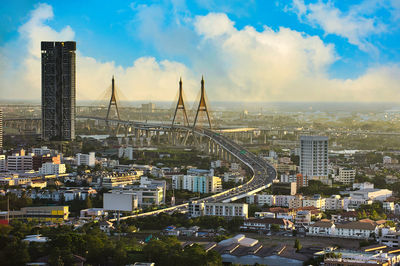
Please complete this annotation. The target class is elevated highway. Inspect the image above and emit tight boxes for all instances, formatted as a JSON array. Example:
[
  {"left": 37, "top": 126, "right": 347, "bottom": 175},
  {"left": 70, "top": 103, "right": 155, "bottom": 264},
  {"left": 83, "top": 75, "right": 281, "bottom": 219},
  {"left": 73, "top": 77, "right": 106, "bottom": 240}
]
[{"left": 106, "top": 120, "right": 277, "bottom": 221}]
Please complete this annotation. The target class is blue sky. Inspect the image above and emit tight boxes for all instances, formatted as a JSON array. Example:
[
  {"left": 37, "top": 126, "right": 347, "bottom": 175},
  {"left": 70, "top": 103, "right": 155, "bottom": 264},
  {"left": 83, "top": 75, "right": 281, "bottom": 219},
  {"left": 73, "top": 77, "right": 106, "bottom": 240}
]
[{"left": 0, "top": 0, "right": 400, "bottom": 102}]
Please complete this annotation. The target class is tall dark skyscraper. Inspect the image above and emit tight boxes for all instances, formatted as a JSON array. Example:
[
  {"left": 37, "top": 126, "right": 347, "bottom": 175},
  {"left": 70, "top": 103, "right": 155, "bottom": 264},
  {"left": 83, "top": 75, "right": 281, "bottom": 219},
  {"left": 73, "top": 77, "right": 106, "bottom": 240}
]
[{"left": 41, "top": 41, "right": 76, "bottom": 141}]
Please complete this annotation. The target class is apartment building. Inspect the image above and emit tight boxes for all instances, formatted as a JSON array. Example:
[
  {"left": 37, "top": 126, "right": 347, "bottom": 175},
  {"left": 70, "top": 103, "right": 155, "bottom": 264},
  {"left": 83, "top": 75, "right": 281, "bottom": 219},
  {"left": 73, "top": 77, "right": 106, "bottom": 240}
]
[
  {"left": 302, "top": 195, "right": 326, "bottom": 211},
  {"left": 39, "top": 162, "right": 66, "bottom": 175},
  {"left": 172, "top": 175, "right": 221, "bottom": 194},
  {"left": 338, "top": 168, "right": 356, "bottom": 184},
  {"left": 7, "top": 149, "right": 33, "bottom": 172},
  {"left": 325, "top": 195, "right": 344, "bottom": 210},
  {"left": 189, "top": 202, "right": 248, "bottom": 218},
  {"left": 300, "top": 136, "right": 328, "bottom": 180},
  {"left": 77, "top": 152, "right": 95, "bottom": 167}
]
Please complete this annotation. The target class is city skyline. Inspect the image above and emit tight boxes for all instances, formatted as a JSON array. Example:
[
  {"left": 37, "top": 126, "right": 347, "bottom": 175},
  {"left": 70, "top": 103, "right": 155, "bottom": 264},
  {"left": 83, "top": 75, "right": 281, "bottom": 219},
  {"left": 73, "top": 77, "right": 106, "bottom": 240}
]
[{"left": 0, "top": 1, "right": 400, "bottom": 102}]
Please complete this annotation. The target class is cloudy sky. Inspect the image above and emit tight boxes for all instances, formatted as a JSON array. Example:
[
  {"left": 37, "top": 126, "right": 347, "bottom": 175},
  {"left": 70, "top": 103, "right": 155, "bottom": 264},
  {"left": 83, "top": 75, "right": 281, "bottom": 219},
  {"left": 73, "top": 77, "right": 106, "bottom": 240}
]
[{"left": 0, "top": 0, "right": 399, "bottom": 102}]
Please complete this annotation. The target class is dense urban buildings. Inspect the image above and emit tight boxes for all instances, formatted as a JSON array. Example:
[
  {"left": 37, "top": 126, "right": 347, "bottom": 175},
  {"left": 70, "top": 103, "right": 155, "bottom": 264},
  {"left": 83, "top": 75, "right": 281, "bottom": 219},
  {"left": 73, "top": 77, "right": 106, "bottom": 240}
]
[{"left": 41, "top": 41, "right": 76, "bottom": 141}]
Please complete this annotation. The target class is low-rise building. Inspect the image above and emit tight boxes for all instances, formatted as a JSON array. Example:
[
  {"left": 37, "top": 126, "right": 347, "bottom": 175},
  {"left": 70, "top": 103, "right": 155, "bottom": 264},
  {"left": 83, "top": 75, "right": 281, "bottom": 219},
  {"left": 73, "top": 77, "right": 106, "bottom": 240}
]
[
  {"left": 350, "top": 188, "right": 392, "bottom": 203},
  {"left": 0, "top": 206, "right": 69, "bottom": 223},
  {"left": 240, "top": 218, "right": 294, "bottom": 231},
  {"left": 308, "top": 220, "right": 335, "bottom": 236},
  {"left": 353, "top": 182, "right": 374, "bottom": 190},
  {"left": 307, "top": 219, "right": 382, "bottom": 239},
  {"left": 172, "top": 175, "right": 222, "bottom": 193},
  {"left": 380, "top": 232, "right": 400, "bottom": 247},
  {"left": 294, "top": 210, "right": 311, "bottom": 226},
  {"left": 302, "top": 194, "right": 326, "bottom": 211},
  {"left": 325, "top": 195, "right": 343, "bottom": 210},
  {"left": 189, "top": 202, "right": 248, "bottom": 219},
  {"left": 39, "top": 162, "right": 66, "bottom": 175}
]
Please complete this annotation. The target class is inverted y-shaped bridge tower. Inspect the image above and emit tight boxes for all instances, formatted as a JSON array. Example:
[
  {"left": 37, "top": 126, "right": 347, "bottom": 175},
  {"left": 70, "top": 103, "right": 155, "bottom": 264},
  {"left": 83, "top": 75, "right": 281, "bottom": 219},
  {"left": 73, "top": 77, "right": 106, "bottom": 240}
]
[
  {"left": 172, "top": 77, "right": 189, "bottom": 127},
  {"left": 106, "top": 76, "right": 121, "bottom": 135},
  {"left": 193, "top": 76, "right": 212, "bottom": 129},
  {"left": 106, "top": 75, "right": 120, "bottom": 121}
]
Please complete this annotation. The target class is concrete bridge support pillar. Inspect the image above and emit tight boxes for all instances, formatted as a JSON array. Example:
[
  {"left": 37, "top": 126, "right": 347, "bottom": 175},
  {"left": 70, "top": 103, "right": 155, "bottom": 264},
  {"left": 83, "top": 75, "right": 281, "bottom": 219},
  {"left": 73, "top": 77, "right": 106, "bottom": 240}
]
[
  {"left": 135, "top": 128, "right": 139, "bottom": 140},
  {"left": 124, "top": 125, "right": 129, "bottom": 137},
  {"left": 157, "top": 131, "right": 160, "bottom": 144},
  {"left": 146, "top": 137, "right": 151, "bottom": 146},
  {"left": 249, "top": 133, "right": 253, "bottom": 144},
  {"left": 172, "top": 131, "right": 176, "bottom": 146}
]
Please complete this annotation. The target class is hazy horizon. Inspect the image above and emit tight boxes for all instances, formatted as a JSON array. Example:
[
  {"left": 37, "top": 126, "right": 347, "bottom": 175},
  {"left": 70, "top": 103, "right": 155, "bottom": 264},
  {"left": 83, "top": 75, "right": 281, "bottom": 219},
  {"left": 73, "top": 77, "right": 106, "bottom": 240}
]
[{"left": 1, "top": 1, "right": 399, "bottom": 103}]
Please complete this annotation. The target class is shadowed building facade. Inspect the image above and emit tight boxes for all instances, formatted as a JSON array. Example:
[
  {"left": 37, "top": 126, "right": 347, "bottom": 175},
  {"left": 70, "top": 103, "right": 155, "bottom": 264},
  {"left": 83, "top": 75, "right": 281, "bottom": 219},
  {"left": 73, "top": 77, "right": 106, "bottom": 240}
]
[{"left": 41, "top": 41, "right": 76, "bottom": 141}]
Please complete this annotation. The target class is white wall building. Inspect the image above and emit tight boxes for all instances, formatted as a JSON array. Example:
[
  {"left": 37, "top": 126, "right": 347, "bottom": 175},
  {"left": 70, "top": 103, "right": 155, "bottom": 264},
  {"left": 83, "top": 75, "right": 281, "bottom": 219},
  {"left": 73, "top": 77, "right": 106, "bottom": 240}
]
[
  {"left": 39, "top": 162, "right": 66, "bottom": 175},
  {"left": 325, "top": 195, "right": 344, "bottom": 210},
  {"left": 275, "top": 195, "right": 295, "bottom": 207},
  {"left": 353, "top": 182, "right": 374, "bottom": 190},
  {"left": 256, "top": 194, "right": 276, "bottom": 206},
  {"left": 350, "top": 188, "right": 392, "bottom": 201},
  {"left": 77, "top": 152, "right": 95, "bottom": 167},
  {"left": 303, "top": 196, "right": 326, "bottom": 211},
  {"left": 383, "top": 156, "right": 392, "bottom": 164},
  {"left": 189, "top": 202, "right": 248, "bottom": 218},
  {"left": 300, "top": 136, "right": 328, "bottom": 180},
  {"left": 172, "top": 175, "right": 221, "bottom": 193}
]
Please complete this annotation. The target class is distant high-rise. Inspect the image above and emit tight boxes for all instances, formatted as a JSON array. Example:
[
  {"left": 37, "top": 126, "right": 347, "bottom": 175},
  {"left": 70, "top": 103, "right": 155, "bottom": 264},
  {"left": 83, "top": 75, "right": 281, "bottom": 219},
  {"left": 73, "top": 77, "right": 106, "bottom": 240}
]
[
  {"left": 300, "top": 136, "right": 328, "bottom": 180},
  {"left": 41, "top": 41, "right": 76, "bottom": 141}
]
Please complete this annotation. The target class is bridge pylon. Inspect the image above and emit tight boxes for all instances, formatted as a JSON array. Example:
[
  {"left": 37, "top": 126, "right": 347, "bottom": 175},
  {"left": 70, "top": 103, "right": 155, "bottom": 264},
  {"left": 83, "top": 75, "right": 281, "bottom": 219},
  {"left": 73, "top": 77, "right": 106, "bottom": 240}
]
[
  {"left": 172, "top": 77, "right": 189, "bottom": 127},
  {"left": 193, "top": 76, "right": 212, "bottom": 129},
  {"left": 105, "top": 75, "right": 121, "bottom": 136}
]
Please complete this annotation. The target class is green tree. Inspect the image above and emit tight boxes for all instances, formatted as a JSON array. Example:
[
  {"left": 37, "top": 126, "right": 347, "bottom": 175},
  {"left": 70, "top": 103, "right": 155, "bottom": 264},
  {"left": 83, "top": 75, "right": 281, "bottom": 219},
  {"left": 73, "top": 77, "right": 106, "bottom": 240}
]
[
  {"left": 85, "top": 196, "right": 93, "bottom": 209},
  {"left": 294, "top": 238, "right": 302, "bottom": 252},
  {"left": 271, "top": 224, "right": 280, "bottom": 232}
]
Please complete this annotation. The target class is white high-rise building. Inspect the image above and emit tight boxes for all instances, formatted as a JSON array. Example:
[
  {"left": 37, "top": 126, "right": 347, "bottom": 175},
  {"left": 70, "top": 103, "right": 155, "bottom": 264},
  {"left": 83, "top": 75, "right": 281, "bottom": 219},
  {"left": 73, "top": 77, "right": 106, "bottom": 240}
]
[
  {"left": 300, "top": 136, "right": 328, "bottom": 180},
  {"left": 77, "top": 152, "right": 95, "bottom": 167}
]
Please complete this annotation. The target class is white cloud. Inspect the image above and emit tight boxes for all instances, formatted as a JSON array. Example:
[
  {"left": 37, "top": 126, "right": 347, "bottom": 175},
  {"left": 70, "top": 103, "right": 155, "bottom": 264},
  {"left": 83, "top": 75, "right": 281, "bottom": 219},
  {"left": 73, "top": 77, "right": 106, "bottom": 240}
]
[
  {"left": 290, "top": 0, "right": 387, "bottom": 52},
  {"left": 192, "top": 13, "right": 400, "bottom": 102},
  {"left": 1, "top": 4, "right": 400, "bottom": 103},
  {"left": 0, "top": 3, "right": 196, "bottom": 103}
]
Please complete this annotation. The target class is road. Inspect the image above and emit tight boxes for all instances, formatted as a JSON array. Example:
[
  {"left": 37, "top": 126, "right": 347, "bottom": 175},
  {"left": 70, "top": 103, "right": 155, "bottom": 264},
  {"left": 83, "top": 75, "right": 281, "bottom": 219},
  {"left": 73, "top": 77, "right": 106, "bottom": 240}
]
[{"left": 112, "top": 124, "right": 277, "bottom": 221}]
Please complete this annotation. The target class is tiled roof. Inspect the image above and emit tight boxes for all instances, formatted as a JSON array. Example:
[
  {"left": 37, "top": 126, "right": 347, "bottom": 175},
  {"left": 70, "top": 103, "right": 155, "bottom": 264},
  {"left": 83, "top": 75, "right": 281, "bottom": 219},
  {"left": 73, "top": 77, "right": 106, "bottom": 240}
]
[
  {"left": 336, "top": 221, "right": 377, "bottom": 230},
  {"left": 309, "top": 220, "right": 334, "bottom": 228},
  {"left": 244, "top": 218, "right": 290, "bottom": 226}
]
